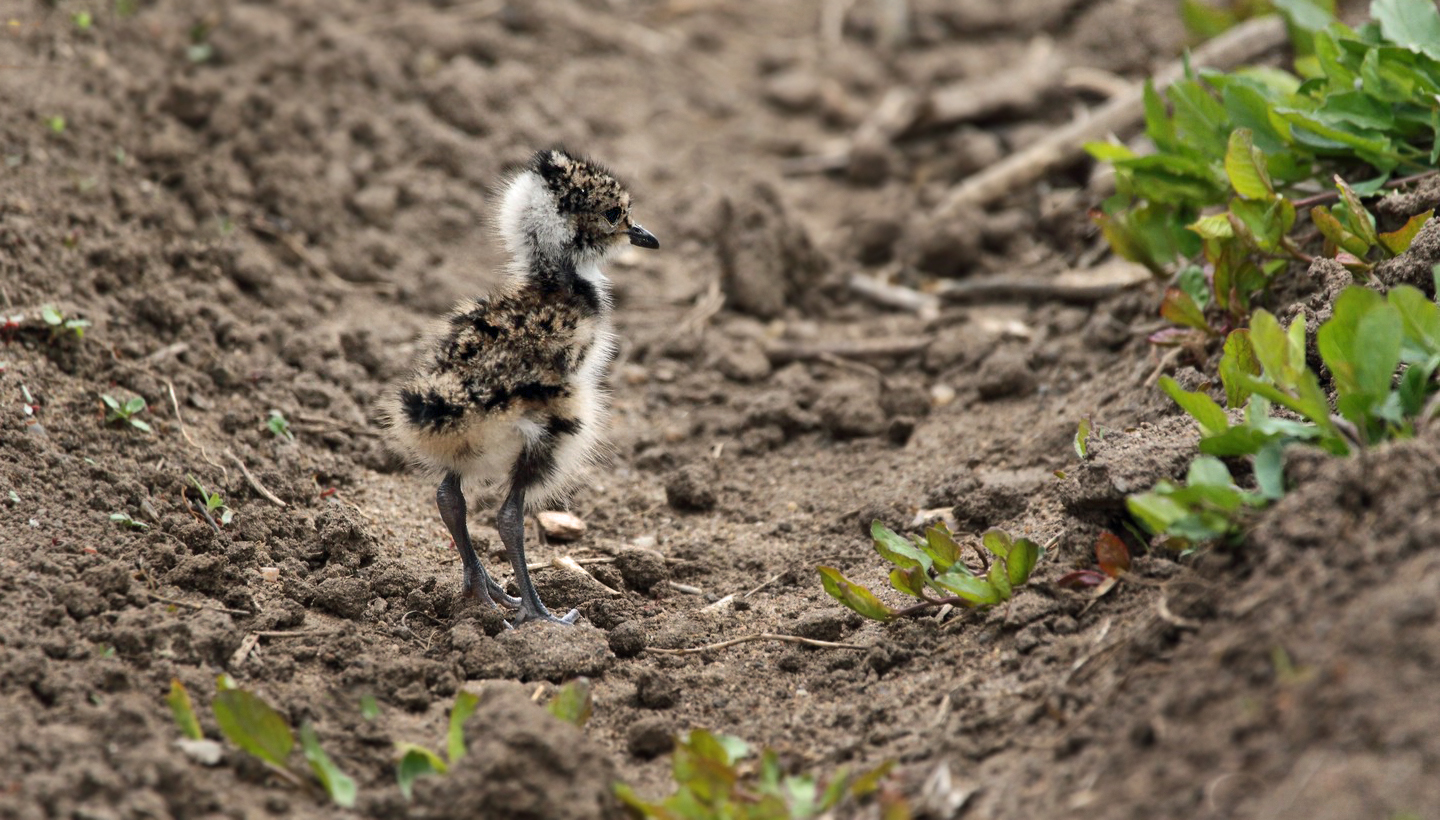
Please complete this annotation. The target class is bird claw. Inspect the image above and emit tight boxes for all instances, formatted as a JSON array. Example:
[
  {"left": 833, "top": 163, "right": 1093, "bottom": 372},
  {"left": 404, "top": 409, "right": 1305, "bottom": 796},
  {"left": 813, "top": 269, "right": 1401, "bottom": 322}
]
[{"left": 506, "top": 606, "right": 580, "bottom": 629}]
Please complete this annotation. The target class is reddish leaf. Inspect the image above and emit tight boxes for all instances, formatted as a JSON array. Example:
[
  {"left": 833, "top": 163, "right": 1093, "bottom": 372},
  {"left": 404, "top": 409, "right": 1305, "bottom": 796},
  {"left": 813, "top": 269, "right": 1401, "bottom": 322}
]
[
  {"left": 1095, "top": 531, "right": 1131, "bottom": 578},
  {"left": 1056, "top": 570, "right": 1109, "bottom": 589},
  {"left": 1159, "top": 287, "right": 1211, "bottom": 333}
]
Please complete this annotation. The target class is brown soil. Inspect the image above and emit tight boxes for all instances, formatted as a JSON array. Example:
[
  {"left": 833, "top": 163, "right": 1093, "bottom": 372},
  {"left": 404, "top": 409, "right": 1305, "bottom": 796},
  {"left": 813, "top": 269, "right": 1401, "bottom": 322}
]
[{"left": 1, "top": 2, "right": 1436, "bottom": 819}]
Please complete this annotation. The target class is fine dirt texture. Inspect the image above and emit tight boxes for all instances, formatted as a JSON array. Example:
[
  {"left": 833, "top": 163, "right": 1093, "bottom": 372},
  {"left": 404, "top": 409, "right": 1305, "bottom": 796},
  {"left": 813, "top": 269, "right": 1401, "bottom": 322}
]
[{"left": 1, "top": 2, "right": 1436, "bottom": 819}]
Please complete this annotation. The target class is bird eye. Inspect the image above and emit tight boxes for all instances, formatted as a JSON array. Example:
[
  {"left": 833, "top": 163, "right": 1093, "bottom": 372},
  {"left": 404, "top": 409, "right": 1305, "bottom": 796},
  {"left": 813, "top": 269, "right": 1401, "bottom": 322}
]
[{"left": 602, "top": 206, "right": 622, "bottom": 225}]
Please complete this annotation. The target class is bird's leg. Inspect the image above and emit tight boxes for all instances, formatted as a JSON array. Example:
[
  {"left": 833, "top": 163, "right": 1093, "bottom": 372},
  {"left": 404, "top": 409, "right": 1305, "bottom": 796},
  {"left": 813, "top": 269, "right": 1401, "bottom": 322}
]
[
  {"left": 497, "top": 483, "right": 578, "bottom": 627},
  {"left": 437, "top": 472, "right": 520, "bottom": 610}
]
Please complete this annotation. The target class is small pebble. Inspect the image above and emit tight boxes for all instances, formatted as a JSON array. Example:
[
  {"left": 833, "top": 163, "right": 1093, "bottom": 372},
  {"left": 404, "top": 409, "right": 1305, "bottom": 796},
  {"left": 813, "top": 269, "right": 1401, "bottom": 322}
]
[
  {"left": 930, "top": 383, "right": 957, "bottom": 407},
  {"left": 259, "top": 566, "right": 280, "bottom": 583}
]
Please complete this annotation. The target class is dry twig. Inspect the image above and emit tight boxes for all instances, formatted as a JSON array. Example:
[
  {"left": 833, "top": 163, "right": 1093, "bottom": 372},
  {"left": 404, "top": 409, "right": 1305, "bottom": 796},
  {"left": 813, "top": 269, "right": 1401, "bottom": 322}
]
[
  {"left": 646, "top": 633, "right": 867, "bottom": 655},
  {"left": 933, "top": 16, "right": 1288, "bottom": 216},
  {"left": 765, "top": 337, "right": 930, "bottom": 364},
  {"left": 225, "top": 450, "right": 287, "bottom": 508},
  {"left": 147, "top": 591, "right": 248, "bottom": 616}
]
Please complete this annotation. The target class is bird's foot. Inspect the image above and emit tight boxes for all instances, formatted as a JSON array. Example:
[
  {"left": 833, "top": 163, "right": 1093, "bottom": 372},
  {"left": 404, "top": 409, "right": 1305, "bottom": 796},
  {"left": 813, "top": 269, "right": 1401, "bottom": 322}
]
[
  {"left": 462, "top": 569, "right": 522, "bottom": 610},
  {"left": 505, "top": 606, "right": 580, "bottom": 629}
]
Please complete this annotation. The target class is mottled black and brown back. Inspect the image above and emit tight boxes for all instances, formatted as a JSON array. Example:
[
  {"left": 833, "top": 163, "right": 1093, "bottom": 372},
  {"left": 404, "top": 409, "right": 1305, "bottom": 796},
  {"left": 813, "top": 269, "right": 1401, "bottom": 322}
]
[{"left": 380, "top": 273, "right": 614, "bottom": 506}]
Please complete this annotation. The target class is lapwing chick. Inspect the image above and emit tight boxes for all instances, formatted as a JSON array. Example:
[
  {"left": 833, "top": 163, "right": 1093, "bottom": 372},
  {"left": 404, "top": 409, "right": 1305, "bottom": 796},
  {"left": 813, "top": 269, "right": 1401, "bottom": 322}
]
[{"left": 382, "top": 148, "right": 659, "bottom": 627}]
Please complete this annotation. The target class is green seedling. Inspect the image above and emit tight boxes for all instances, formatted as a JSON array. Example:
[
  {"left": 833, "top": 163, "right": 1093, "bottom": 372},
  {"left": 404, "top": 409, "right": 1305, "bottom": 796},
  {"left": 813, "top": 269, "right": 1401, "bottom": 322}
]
[
  {"left": 615, "top": 729, "right": 909, "bottom": 820},
  {"left": 72, "top": 11, "right": 93, "bottom": 29},
  {"left": 45, "top": 116, "right": 66, "bottom": 134},
  {"left": 1089, "top": 0, "right": 1439, "bottom": 339},
  {"left": 41, "top": 305, "right": 92, "bottom": 340},
  {"left": 1136, "top": 282, "right": 1440, "bottom": 546},
  {"left": 186, "top": 475, "right": 234, "bottom": 526},
  {"left": 395, "top": 689, "right": 479, "bottom": 800},
  {"left": 109, "top": 512, "right": 149, "bottom": 530},
  {"left": 102, "top": 394, "right": 152, "bottom": 433},
  {"left": 168, "top": 678, "right": 356, "bottom": 807},
  {"left": 266, "top": 410, "right": 294, "bottom": 441},
  {"left": 819, "top": 521, "right": 1044, "bottom": 622}
]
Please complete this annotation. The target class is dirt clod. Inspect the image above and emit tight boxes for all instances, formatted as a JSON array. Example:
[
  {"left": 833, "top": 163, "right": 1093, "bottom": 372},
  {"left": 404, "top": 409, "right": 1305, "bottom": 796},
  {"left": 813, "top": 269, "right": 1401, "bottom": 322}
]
[
  {"left": 311, "top": 576, "right": 372, "bottom": 620},
  {"left": 815, "top": 379, "right": 888, "bottom": 439},
  {"left": 497, "top": 622, "right": 613, "bottom": 682},
  {"left": 665, "top": 462, "right": 720, "bottom": 511},
  {"left": 635, "top": 670, "right": 682, "bottom": 710},
  {"left": 417, "top": 683, "right": 621, "bottom": 820},
  {"left": 607, "top": 621, "right": 647, "bottom": 658},
  {"left": 626, "top": 716, "right": 675, "bottom": 759},
  {"left": 614, "top": 549, "right": 669, "bottom": 594}
]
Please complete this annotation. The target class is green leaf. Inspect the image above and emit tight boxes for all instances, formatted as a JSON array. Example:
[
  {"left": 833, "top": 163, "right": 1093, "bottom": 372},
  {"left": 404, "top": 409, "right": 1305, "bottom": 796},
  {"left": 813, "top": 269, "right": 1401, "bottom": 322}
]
[
  {"left": 101, "top": 394, "right": 120, "bottom": 411},
  {"left": 41, "top": 305, "right": 63, "bottom": 326},
  {"left": 850, "top": 760, "right": 894, "bottom": 798},
  {"left": 1169, "top": 78, "right": 1231, "bottom": 159},
  {"left": 1143, "top": 80, "right": 1180, "bottom": 153},
  {"left": 1186, "top": 456, "right": 1233, "bottom": 487},
  {"left": 448, "top": 691, "right": 480, "bottom": 764},
  {"left": 1188, "top": 212, "right": 1235, "bottom": 239},
  {"left": 980, "top": 528, "right": 1012, "bottom": 559},
  {"left": 1159, "top": 376, "right": 1230, "bottom": 437},
  {"left": 1311, "top": 205, "right": 1371, "bottom": 256},
  {"left": 929, "top": 572, "right": 1002, "bottom": 606},
  {"left": 124, "top": 397, "right": 146, "bottom": 415},
  {"left": 1219, "top": 329, "right": 1260, "bottom": 407},
  {"left": 1318, "top": 286, "right": 1401, "bottom": 406},
  {"left": 1379, "top": 209, "right": 1433, "bottom": 255},
  {"left": 396, "top": 743, "right": 448, "bottom": 801},
  {"left": 130, "top": 418, "right": 153, "bottom": 433},
  {"left": 1334, "top": 176, "right": 1379, "bottom": 247},
  {"left": 213, "top": 688, "right": 294, "bottom": 768},
  {"left": 1374, "top": 0, "right": 1440, "bottom": 60},
  {"left": 870, "top": 520, "right": 931, "bottom": 572},
  {"left": 1255, "top": 441, "right": 1287, "bottom": 500},
  {"left": 300, "top": 723, "right": 357, "bottom": 808},
  {"left": 1074, "top": 417, "right": 1092, "bottom": 459},
  {"left": 360, "top": 695, "right": 380, "bottom": 721},
  {"left": 547, "top": 678, "right": 593, "bottom": 728},
  {"left": 817, "top": 566, "right": 895, "bottom": 622},
  {"left": 987, "top": 558, "right": 1013, "bottom": 601},
  {"left": 1160, "top": 286, "right": 1212, "bottom": 332},
  {"left": 889, "top": 566, "right": 927, "bottom": 598},
  {"left": 167, "top": 679, "right": 203, "bottom": 741},
  {"left": 1224, "top": 129, "right": 1273, "bottom": 198},
  {"left": 920, "top": 525, "right": 960, "bottom": 572},
  {"left": 1127, "top": 491, "right": 1189, "bottom": 534},
  {"left": 1007, "top": 538, "right": 1041, "bottom": 586},
  {"left": 1390, "top": 285, "right": 1440, "bottom": 356}
]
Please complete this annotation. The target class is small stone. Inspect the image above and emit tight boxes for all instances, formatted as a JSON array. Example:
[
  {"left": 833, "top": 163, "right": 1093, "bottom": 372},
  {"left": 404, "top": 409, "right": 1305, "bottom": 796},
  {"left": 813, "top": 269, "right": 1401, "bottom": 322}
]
[
  {"left": 538, "top": 511, "right": 586, "bottom": 542},
  {"left": 930, "top": 383, "right": 957, "bottom": 407},
  {"left": 814, "top": 379, "right": 887, "bottom": 439},
  {"left": 635, "top": 670, "right": 681, "bottom": 710},
  {"left": 608, "top": 621, "right": 647, "bottom": 658},
  {"left": 763, "top": 69, "right": 821, "bottom": 111},
  {"left": 614, "top": 548, "right": 669, "bottom": 593},
  {"left": 792, "top": 608, "right": 850, "bottom": 642},
  {"left": 665, "top": 462, "right": 719, "bottom": 512},
  {"left": 259, "top": 566, "right": 280, "bottom": 583},
  {"left": 846, "top": 138, "right": 891, "bottom": 187},
  {"left": 853, "top": 218, "right": 903, "bottom": 266},
  {"left": 912, "top": 215, "right": 981, "bottom": 277},
  {"left": 350, "top": 183, "right": 399, "bottom": 228},
  {"left": 715, "top": 339, "right": 773, "bottom": 383},
  {"left": 627, "top": 716, "right": 674, "bottom": 759}
]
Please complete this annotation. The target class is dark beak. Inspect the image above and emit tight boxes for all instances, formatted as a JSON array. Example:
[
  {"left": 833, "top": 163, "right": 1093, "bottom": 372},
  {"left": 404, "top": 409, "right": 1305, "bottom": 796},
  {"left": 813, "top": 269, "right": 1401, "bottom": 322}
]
[{"left": 627, "top": 223, "right": 660, "bottom": 250}]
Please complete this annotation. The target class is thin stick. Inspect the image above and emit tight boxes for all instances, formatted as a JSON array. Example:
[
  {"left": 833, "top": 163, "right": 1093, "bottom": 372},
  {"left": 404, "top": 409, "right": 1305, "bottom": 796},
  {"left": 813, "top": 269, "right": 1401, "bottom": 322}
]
[
  {"left": 933, "top": 16, "right": 1287, "bottom": 216},
  {"left": 165, "top": 380, "right": 226, "bottom": 477},
  {"left": 146, "top": 591, "right": 248, "bottom": 616},
  {"left": 765, "top": 338, "right": 930, "bottom": 364},
  {"left": 226, "top": 449, "right": 287, "bottom": 508},
  {"left": 552, "top": 556, "right": 623, "bottom": 596},
  {"left": 646, "top": 633, "right": 867, "bottom": 655},
  {"left": 743, "top": 571, "right": 786, "bottom": 599},
  {"left": 525, "top": 556, "right": 614, "bottom": 571},
  {"left": 935, "top": 275, "right": 1141, "bottom": 304},
  {"left": 847, "top": 273, "right": 939, "bottom": 315}
]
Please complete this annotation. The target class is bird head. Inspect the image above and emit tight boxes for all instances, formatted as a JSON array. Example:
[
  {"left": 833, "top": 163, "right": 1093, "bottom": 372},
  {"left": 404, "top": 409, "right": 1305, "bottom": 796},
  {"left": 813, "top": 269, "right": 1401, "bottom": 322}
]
[{"left": 498, "top": 148, "right": 659, "bottom": 269}]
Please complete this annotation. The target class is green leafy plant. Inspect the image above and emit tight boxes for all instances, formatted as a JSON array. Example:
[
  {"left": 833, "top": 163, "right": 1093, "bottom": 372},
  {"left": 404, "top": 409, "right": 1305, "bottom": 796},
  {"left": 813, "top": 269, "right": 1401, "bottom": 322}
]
[
  {"left": 615, "top": 730, "right": 908, "bottom": 820},
  {"left": 1134, "top": 280, "right": 1440, "bottom": 546},
  {"left": 394, "top": 690, "right": 480, "bottom": 800},
  {"left": 819, "top": 521, "right": 1043, "bottom": 622},
  {"left": 187, "top": 475, "right": 234, "bottom": 526},
  {"left": 1090, "top": 0, "right": 1439, "bottom": 340},
  {"left": 109, "top": 512, "right": 149, "bottom": 530},
  {"left": 168, "top": 678, "right": 356, "bottom": 807},
  {"left": 41, "top": 304, "right": 92, "bottom": 340},
  {"left": 102, "top": 394, "right": 152, "bottom": 433},
  {"left": 266, "top": 410, "right": 294, "bottom": 441}
]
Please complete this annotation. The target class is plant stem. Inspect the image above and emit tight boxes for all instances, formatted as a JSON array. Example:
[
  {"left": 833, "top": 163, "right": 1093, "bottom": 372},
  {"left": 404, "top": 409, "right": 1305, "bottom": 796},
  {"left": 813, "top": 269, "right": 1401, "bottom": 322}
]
[
  {"left": 1291, "top": 169, "right": 1440, "bottom": 210},
  {"left": 890, "top": 597, "right": 970, "bottom": 618}
]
